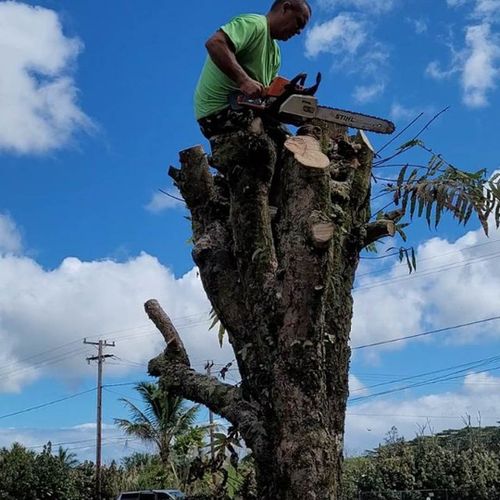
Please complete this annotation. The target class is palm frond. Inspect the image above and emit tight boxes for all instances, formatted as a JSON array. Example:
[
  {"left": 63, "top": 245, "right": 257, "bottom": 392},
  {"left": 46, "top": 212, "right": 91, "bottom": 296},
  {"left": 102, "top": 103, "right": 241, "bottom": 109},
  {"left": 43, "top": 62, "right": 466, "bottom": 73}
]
[
  {"left": 113, "top": 419, "right": 156, "bottom": 441},
  {"left": 115, "top": 381, "right": 200, "bottom": 462},
  {"left": 116, "top": 397, "right": 159, "bottom": 439},
  {"left": 172, "top": 404, "right": 200, "bottom": 437}
]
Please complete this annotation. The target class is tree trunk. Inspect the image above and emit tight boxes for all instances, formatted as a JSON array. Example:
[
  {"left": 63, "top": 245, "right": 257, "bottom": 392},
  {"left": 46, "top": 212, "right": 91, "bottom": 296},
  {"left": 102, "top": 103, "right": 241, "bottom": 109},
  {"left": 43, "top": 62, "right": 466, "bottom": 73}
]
[{"left": 146, "top": 123, "right": 396, "bottom": 499}]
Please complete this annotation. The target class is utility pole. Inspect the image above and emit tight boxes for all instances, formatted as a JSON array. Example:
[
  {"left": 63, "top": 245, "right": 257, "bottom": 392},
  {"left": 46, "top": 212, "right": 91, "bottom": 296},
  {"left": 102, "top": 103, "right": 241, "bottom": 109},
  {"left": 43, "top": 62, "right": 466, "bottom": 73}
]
[
  {"left": 205, "top": 360, "right": 215, "bottom": 461},
  {"left": 84, "top": 338, "right": 115, "bottom": 500}
]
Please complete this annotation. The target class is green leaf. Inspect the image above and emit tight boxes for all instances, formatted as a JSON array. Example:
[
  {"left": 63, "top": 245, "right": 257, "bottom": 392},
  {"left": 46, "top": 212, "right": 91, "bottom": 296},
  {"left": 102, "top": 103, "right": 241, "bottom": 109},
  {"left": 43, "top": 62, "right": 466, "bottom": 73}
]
[
  {"left": 402, "top": 188, "right": 410, "bottom": 213},
  {"left": 417, "top": 186, "right": 426, "bottom": 218},
  {"left": 395, "top": 224, "right": 408, "bottom": 242},
  {"left": 435, "top": 188, "right": 444, "bottom": 228},
  {"left": 398, "top": 138, "right": 424, "bottom": 151},
  {"left": 464, "top": 203, "right": 474, "bottom": 225},
  {"left": 425, "top": 192, "right": 433, "bottom": 227},
  {"left": 209, "top": 311, "right": 219, "bottom": 331},
  {"left": 397, "top": 165, "right": 408, "bottom": 187},
  {"left": 408, "top": 168, "right": 419, "bottom": 184},
  {"left": 218, "top": 322, "right": 226, "bottom": 348},
  {"left": 410, "top": 188, "right": 417, "bottom": 219}
]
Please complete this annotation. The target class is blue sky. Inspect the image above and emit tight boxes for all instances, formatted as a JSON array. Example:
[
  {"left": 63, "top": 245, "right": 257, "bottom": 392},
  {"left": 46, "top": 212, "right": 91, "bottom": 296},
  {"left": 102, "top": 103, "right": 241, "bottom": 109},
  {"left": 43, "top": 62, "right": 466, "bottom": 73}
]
[{"left": 1, "top": 0, "right": 500, "bottom": 462}]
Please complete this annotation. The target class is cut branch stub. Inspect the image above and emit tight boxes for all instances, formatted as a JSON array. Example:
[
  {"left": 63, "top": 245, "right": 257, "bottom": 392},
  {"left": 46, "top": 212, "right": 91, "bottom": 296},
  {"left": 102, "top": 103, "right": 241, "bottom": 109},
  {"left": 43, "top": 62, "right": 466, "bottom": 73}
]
[
  {"left": 311, "top": 222, "right": 335, "bottom": 248},
  {"left": 364, "top": 219, "right": 397, "bottom": 247},
  {"left": 384, "top": 209, "right": 405, "bottom": 222},
  {"left": 284, "top": 135, "right": 330, "bottom": 169}
]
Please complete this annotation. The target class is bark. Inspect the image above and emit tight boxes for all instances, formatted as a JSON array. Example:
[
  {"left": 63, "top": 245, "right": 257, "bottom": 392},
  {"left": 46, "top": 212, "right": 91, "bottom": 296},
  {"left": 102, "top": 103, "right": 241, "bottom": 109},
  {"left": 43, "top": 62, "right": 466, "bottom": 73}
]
[{"left": 147, "top": 123, "right": 391, "bottom": 499}]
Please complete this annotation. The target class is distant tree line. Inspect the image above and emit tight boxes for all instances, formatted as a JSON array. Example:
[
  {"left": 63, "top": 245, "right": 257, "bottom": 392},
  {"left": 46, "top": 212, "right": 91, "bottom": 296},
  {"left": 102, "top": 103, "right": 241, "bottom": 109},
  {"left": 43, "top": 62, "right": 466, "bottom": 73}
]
[
  {"left": 2, "top": 381, "right": 499, "bottom": 499},
  {"left": 342, "top": 425, "right": 500, "bottom": 500}
]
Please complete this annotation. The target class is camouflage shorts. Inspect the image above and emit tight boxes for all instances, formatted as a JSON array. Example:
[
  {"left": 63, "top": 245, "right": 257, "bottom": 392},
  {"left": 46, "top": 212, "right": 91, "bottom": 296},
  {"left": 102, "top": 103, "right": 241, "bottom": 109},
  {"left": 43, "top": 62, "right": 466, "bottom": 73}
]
[
  {"left": 198, "top": 107, "right": 256, "bottom": 139},
  {"left": 198, "top": 106, "right": 290, "bottom": 143}
]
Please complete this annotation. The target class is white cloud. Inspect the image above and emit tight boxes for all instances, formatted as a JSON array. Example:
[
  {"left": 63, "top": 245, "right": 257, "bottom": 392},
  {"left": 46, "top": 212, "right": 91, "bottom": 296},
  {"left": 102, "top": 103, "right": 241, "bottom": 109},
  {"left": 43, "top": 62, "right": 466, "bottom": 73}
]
[
  {"left": 0, "top": 214, "right": 22, "bottom": 254},
  {"left": 390, "top": 103, "right": 419, "bottom": 121},
  {"left": 462, "top": 23, "right": 500, "bottom": 107},
  {"left": 389, "top": 102, "right": 437, "bottom": 121},
  {"left": 435, "top": 1, "right": 500, "bottom": 107},
  {"left": 408, "top": 17, "right": 428, "bottom": 34},
  {"left": 447, "top": 0, "right": 500, "bottom": 18},
  {"left": 426, "top": 24, "right": 500, "bottom": 108},
  {"left": 474, "top": 0, "right": 500, "bottom": 19},
  {"left": 353, "top": 82, "right": 385, "bottom": 103},
  {"left": 305, "top": 14, "right": 367, "bottom": 58},
  {"left": 346, "top": 372, "right": 500, "bottom": 453},
  {"left": 145, "top": 188, "right": 184, "bottom": 213},
  {"left": 305, "top": 14, "right": 389, "bottom": 102},
  {"left": 359, "top": 45, "right": 390, "bottom": 76},
  {"left": 425, "top": 59, "right": 461, "bottom": 80},
  {"left": 351, "top": 214, "right": 500, "bottom": 357},
  {"left": 0, "top": 1, "right": 91, "bottom": 154},
  {"left": 317, "top": 0, "right": 396, "bottom": 13},
  {"left": 447, "top": 0, "right": 469, "bottom": 6},
  {"left": 0, "top": 214, "right": 233, "bottom": 393},
  {"left": 350, "top": 374, "right": 368, "bottom": 395}
]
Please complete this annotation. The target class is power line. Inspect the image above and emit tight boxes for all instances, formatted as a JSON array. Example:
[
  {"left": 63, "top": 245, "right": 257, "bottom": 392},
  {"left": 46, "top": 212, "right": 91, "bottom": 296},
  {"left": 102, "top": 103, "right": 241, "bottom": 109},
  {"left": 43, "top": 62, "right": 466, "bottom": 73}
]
[
  {"left": 358, "top": 237, "right": 500, "bottom": 276},
  {"left": 351, "top": 353, "right": 500, "bottom": 394},
  {"left": 0, "top": 310, "right": 212, "bottom": 380},
  {"left": 28, "top": 436, "right": 137, "bottom": 450},
  {"left": 349, "top": 364, "right": 500, "bottom": 404},
  {"left": 354, "top": 248, "right": 500, "bottom": 293},
  {"left": 0, "top": 388, "right": 96, "bottom": 421},
  {"left": 346, "top": 411, "right": 498, "bottom": 420},
  {"left": 103, "top": 381, "right": 138, "bottom": 388},
  {"left": 352, "top": 315, "right": 500, "bottom": 350}
]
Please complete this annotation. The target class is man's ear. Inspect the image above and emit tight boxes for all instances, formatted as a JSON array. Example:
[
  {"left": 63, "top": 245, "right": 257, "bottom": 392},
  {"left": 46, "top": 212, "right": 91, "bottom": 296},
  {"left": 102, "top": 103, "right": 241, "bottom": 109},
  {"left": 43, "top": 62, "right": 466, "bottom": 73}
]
[{"left": 282, "top": 1, "right": 292, "bottom": 13}]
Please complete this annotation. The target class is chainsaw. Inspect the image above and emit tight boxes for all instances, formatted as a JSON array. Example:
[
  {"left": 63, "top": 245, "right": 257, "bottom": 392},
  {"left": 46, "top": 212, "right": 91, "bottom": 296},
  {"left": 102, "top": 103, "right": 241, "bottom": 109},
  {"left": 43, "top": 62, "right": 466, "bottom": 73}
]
[{"left": 232, "top": 72, "right": 395, "bottom": 135}]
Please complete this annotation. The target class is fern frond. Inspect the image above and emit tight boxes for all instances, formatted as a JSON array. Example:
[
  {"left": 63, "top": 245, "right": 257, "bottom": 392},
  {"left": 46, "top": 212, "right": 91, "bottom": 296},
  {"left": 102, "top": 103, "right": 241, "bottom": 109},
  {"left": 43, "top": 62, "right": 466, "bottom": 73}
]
[{"left": 383, "top": 145, "right": 500, "bottom": 234}]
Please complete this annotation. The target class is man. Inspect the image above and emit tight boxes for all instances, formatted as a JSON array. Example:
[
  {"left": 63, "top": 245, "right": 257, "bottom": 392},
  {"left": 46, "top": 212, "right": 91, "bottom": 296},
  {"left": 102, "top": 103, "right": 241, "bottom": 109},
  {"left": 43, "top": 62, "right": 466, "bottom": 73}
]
[{"left": 194, "top": 0, "right": 312, "bottom": 140}]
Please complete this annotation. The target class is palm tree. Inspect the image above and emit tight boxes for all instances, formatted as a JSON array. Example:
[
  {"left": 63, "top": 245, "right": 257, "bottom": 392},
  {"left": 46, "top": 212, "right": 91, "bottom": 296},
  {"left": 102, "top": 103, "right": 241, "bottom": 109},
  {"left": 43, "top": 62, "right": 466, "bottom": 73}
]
[
  {"left": 114, "top": 381, "right": 199, "bottom": 466},
  {"left": 57, "top": 446, "right": 79, "bottom": 467}
]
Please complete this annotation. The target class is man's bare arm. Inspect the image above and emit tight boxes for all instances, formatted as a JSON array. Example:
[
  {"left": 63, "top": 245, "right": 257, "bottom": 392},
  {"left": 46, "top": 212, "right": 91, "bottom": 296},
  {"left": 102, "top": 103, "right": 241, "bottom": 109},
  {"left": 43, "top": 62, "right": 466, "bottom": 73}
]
[{"left": 205, "top": 31, "right": 264, "bottom": 97}]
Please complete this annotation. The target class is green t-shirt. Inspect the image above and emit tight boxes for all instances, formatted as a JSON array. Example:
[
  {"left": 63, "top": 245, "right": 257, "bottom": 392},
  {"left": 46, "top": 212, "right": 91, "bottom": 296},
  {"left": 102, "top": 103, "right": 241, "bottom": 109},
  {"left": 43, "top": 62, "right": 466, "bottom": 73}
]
[{"left": 194, "top": 14, "right": 281, "bottom": 120}]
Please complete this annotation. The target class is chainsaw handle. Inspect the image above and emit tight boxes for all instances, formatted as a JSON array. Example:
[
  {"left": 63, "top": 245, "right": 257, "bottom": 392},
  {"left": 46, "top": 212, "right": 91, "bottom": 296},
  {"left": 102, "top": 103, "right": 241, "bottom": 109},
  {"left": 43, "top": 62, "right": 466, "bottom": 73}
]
[
  {"left": 306, "top": 72, "right": 322, "bottom": 96},
  {"left": 230, "top": 72, "right": 323, "bottom": 113},
  {"left": 287, "top": 73, "right": 307, "bottom": 90},
  {"left": 285, "top": 72, "right": 321, "bottom": 95}
]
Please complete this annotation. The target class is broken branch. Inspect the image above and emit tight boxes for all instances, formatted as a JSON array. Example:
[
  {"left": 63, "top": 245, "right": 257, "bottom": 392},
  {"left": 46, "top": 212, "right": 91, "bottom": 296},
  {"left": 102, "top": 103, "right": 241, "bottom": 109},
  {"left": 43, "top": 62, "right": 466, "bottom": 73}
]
[
  {"left": 146, "top": 299, "right": 265, "bottom": 451},
  {"left": 145, "top": 299, "right": 189, "bottom": 365}
]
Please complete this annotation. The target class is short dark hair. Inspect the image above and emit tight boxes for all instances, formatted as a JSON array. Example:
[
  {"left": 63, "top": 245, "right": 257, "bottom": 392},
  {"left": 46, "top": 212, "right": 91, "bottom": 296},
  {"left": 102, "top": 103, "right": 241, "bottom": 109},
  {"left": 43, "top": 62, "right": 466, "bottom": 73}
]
[{"left": 270, "top": 0, "right": 312, "bottom": 16}]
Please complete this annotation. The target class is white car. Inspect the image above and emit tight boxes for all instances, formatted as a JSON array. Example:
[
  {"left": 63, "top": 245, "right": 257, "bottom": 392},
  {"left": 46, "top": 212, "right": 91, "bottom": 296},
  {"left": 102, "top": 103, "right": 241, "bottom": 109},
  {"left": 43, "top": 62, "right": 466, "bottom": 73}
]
[{"left": 116, "top": 490, "right": 185, "bottom": 500}]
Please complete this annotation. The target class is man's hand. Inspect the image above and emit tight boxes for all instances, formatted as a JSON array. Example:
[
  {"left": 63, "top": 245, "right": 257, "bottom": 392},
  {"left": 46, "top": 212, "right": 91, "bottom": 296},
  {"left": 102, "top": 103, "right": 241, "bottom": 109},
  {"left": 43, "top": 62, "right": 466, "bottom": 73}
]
[{"left": 239, "top": 77, "right": 265, "bottom": 98}]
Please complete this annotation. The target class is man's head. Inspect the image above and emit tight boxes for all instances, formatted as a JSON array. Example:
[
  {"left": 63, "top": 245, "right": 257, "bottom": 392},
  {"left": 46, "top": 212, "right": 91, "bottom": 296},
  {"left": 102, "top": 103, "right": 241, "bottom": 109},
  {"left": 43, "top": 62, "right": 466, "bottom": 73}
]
[{"left": 267, "top": 0, "right": 312, "bottom": 41}]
